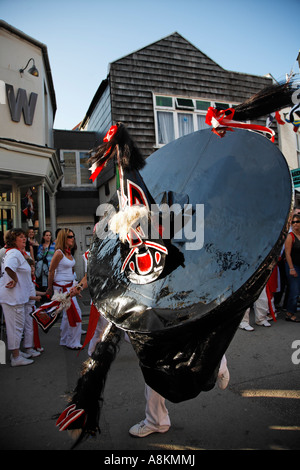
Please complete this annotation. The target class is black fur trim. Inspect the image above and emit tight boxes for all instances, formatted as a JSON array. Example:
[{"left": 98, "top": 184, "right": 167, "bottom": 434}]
[
  {"left": 58, "top": 324, "right": 122, "bottom": 449},
  {"left": 232, "top": 80, "right": 299, "bottom": 121}
]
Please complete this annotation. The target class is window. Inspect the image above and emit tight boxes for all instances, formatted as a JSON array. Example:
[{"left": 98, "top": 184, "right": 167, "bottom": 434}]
[
  {"left": 80, "top": 152, "right": 92, "bottom": 185},
  {"left": 63, "top": 152, "right": 77, "bottom": 185},
  {"left": 153, "top": 94, "right": 236, "bottom": 147},
  {"left": 61, "top": 150, "right": 95, "bottom": 187},
  {"left": 0, "top": 184, "right": 15, "bottom": 237},
  {"left": 0, "top": 185, "right": 13, "bottom": 202},
  {"left": 157, "top": 111, "right": 175, "bottom": 144},
  {"left": 178, "top": 113, "right": 194, "bottom": 137},
  {"left": 175, "top": 98, "right": 194, "bottom": 110}
]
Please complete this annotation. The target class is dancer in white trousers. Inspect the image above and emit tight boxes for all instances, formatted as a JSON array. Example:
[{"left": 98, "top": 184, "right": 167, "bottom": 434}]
[
  {"left": 72, "top": 274, "right": 229, "bottom": 438},
  {"left": 129, "top": 354, "right": 229, "bottom": 437}
]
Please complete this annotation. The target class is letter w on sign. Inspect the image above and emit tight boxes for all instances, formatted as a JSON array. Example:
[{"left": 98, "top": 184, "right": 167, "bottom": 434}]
[{"left": 6, "top": 84, "right": 38, "bottom": 125}]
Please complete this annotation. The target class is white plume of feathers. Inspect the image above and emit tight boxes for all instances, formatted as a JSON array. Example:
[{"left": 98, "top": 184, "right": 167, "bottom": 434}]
[{"left": 109, "top": 205, "right": 150, "bottom": 242}]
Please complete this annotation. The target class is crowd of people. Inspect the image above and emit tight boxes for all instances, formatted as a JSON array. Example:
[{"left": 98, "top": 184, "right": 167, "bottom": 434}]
[
  {"left": 239, "top": 209, "right": 300, "bottom": 331},
  {"left": 1, "top": 211, "right": 300, "bottom": 360},
  {"left": 0, "top": 227, "right": 84, "bottom": 367},
  {"left": 0, "top": 210, "right": 300, "bottom": 438}
]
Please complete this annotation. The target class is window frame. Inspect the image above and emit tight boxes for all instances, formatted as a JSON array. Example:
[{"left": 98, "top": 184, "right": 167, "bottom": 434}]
[
  {"left": 153, "top": 93, "right": 237, "bottom": 148},
  {"left": 60, "top": 150, "right": 96, "bottom": 188}
]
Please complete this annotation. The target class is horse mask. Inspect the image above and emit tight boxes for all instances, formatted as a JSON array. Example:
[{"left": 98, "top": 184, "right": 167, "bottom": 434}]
[{"left": 55, "top": 80, "right": 298, "bottom": 447}]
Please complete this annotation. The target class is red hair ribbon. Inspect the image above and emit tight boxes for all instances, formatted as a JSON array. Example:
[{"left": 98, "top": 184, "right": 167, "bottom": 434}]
[{"left": 205, "top": 106, "right": 275, "bottom": 142}]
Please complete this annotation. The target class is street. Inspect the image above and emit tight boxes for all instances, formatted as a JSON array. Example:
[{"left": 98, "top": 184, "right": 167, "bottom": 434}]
[{"left": 0, "top": 290, "right": 300, "bottom": 452}]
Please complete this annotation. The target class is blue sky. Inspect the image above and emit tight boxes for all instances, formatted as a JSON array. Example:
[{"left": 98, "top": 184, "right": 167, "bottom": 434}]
[{"left": 1, "top": 0, "right": 299, "bottom": 130}]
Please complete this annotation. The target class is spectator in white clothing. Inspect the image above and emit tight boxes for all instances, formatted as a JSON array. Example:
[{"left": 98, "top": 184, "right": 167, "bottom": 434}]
[
  {"left": 47, "top": 228, "right": 83, "bottom": 349},
  {"left": 0, "top": 228, "right": 35, "bottom": 366}
]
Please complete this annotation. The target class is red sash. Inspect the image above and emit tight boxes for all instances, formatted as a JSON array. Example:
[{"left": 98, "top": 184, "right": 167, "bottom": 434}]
[
  {"left": 32, "top": 307, "right": 42, "bottom": 349},
  {"left": 265, "top": 267, "right": 278, "bottom": 322},
  {"left": 53, "top": 282, "right": 81, "bottom": 326},
  {"left": 80, "top": 303, "right": 100, "bottom": 351}
]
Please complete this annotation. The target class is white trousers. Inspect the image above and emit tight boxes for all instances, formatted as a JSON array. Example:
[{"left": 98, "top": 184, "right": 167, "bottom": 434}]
[
  {"left": 253, "top": 287, "right": 269, "bottom": 324},
  {"left": 54, "top": 285, "right": 82, "bottom": 349},
  {"left": 88, "top": 314, "right": 169, "bottom": 429},
  {"left": 88, "top": 314, "right": 227, "bottom": 430},
  {"left": 144, "top": 385, "right": 171, "bottom": 430},
  {"left": 242, "top": 287, "right": 272, "bottom": 325},
  {"left": 23, "top": 303, "right": 35, "bottom": 349},
  {"left": 1, "top": 303, "right": 25, "bottom": 350},
  {"left": 144, "top": 354, "right": 227, "bottom": 430}
]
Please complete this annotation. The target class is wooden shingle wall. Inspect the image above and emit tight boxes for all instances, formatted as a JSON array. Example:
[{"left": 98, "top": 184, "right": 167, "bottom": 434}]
[{"left": 109, "top": 32, "right": 272, "bottom": 158}]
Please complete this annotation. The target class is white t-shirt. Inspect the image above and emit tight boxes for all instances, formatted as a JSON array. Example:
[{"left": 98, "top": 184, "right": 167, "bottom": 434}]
[{"left": 0, "top": 248, "right": 32, "bottom": 305}]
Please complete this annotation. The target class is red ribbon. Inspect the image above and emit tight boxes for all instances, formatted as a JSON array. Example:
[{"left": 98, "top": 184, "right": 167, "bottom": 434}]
[
  {"left": 205, "top": 107, "right": 235, "bottom": 126},
  {"left": 205, "top": 106, "right": 275, "bottom": 142},
  {"left": 80, "top": 303, "right": 100, "bottom": 351},
  {"left": 265, "top": 266, "right": 278, "bottom": 322},
  {"left": 53, "top": 282, "right": 81, "bottom": 327},
  {"left": 89, "top": 160, "right": 107, "bottom": 182},
  {"left": 275, "top": 111, "right": 285, "bottom": 125},
  {"left": 32, "top": 307, "right": 42, "bottom": 349}
]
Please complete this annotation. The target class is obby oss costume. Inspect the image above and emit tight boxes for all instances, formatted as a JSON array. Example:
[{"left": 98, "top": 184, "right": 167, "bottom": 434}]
[{"left": 55, "top": 80, "right": 299, "bottom": 448}]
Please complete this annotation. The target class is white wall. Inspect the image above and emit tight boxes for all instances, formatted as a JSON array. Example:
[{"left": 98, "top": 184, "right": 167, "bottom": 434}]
[
  {"left": 0, "top": 27, "right": 54, "bottom": 147},
  {"left": 277, "top": 108, "right": 298, "bottom": 170}
]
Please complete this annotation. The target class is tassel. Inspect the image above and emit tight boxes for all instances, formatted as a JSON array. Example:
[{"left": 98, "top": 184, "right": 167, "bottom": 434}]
[
  {"left": 205, "top": 80, "right": 300, "bottom": 141},
  {"left": 232, "top": 80, "right": 299, "bottom": 122},
  {"left": 55, "top": 323, "right": 123, "bottom": 449}
]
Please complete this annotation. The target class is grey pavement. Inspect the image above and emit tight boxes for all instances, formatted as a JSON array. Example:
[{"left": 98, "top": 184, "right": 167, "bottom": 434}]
[{"left": 0, "top": 289, "right": 300, "bottom": 453}]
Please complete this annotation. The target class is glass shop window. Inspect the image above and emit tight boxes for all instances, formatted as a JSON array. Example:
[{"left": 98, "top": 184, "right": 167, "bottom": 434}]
[{"left": 0, "top": 185, "right": 13, "bottom": 202}]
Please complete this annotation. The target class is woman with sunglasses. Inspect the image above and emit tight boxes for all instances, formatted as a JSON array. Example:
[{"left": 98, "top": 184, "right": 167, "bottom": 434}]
[
  {"left": 47, "top": 229, "right": 83, "bottom": 348},
  {"left": 284, "top": 214, "right": 300, "bottom": 322}
]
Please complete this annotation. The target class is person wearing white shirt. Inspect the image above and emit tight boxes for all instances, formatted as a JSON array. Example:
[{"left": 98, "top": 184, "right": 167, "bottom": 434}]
[{"left": 0, "top": 229, "right": 35, "bottom": 366}]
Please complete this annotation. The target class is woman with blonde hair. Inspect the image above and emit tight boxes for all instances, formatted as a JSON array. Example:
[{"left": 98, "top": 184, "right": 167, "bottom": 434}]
[{"left": 46, "top": 228, "right": 83, "bottom": 349}]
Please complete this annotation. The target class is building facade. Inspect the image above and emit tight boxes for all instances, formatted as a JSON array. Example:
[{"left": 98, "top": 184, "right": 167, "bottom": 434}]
[
  {"left": 80, "top": 32, "right": 299, "bottom": 204},
  {"left": 53, "top": 129, "right": 101, "bottom": 278},
  {"left": 1, "top": 24, "right": 299, "bottom": 278},
  {"left": 0, "top": 20, "right": 62, "bottom": 241}
]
